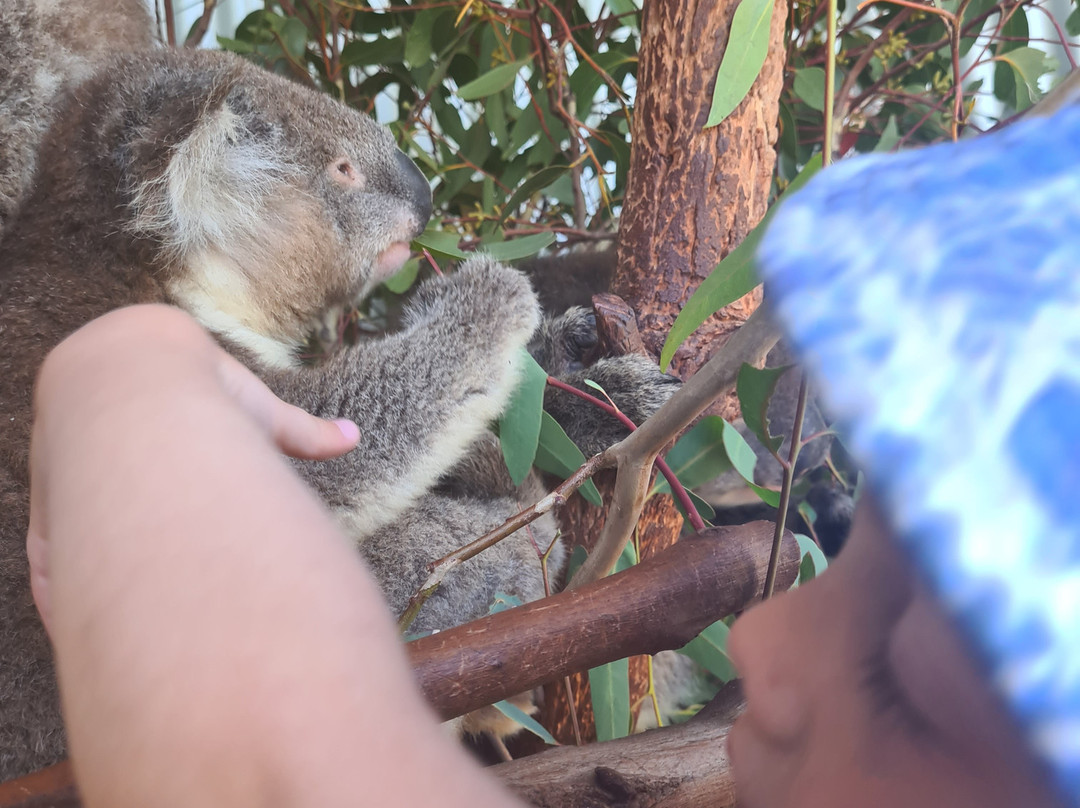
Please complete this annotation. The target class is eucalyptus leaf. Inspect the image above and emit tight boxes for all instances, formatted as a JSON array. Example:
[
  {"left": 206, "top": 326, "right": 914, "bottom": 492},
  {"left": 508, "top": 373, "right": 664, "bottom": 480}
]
[
  {"left": 534, "top": 412, "right": 603, "bottom": 506},
  {"left": 492, "top": 700, "right": 559, "bottom": 745},
  {"left": 678, "top": 619, "right": 737, "bottom": 682},
  {"left": 793, "top": 67, "right": 827, "bottom": 112},
  {"left": 671, "top": 488, "right": 717, "bottom": 525},
  {"left": 705, "top": 0, "right": 774, "bottom": 127},
  {"left": 412, "top": 229, "right": 468, "bottom": 259},
  {"left": 498, "top": 351, "right": 549, "bottom": 485},
  {"left": 458, "top": 59, "right": 530, "bottom": 101},
  {"left": 995, "top": 47, "right": 1056, "bottom": 103},
  {"left": 721, "top": 420, "right": 781, "bottom": 507},
  {"left": 795, "top": 533, "right": 829, "bottom": 578},
  {"left": 651, "top": 416, "right": 732, "bottom": 496},
  {"left": 873, "top": 116, "right": 900, "bottom": 153},
  {"left": 500, "top": 165, "right": 571, "bottom": 224},
  {"left": 487, "top": 592, "right": 524, "bottom": 614},
  {"left": 659, "top": 155, "right": 821, "bottom": 370},
  {"left": 737, "top": 364, "right": 790, "bottom": 455},
  {"left": 481, "top": 232, "right": 556, "bottom": 261},
  {"left": 382, "top": 258, "right": 420, "bottom": 294},
  {"left": 589, "top": 659, "right": 631, "bottom": 741}
]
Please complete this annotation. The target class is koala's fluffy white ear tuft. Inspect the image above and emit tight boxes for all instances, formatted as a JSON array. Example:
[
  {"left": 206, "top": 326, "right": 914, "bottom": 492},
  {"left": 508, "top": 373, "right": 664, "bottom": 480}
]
[{"left": 129, "top": 101, "right": 297, "bottom": 258}]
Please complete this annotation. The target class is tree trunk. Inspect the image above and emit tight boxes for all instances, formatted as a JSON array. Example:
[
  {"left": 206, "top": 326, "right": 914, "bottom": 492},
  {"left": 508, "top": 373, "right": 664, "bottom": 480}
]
[{"left": 548, "top": 0, "right": 788, "bottom": 742}]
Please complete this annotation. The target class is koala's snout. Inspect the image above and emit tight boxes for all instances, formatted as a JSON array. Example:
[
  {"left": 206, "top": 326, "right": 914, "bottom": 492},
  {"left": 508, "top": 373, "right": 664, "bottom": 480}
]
[{"left": 395, "top": 149, "right": 432, "bottom": 238}]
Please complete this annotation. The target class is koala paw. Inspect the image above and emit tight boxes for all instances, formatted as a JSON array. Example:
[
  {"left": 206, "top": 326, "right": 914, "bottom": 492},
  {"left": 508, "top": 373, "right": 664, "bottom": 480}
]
[
  {"left": 529, "top": 306, "right": 599, "bottom": 376},
  {"left": 580, "top": 354, "right": 681, "bottom": 424},
  {"left": 404, "top": 254, "right": 540, "bottom": 349},
  {"left": 546, "top": 354, "right": 681, "bottom": 456}
]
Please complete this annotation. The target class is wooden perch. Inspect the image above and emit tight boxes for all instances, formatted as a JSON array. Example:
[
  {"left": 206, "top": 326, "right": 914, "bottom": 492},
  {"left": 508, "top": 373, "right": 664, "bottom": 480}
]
[
  {"left": 497, "top": 683, "right": 746, "bottom": 808},
  {"left": 408, "top": 521, "right": 798, "bottom": 720}
]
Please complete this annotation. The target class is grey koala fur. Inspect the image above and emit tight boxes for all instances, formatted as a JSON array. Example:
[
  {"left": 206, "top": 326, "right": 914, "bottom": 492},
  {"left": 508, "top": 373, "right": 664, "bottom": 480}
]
[
  {"left": 0, "top": 0, "right": 157, "bottom": 235},
  {"left": 0, "top": 22, "right": 678, "bottom": 779}
]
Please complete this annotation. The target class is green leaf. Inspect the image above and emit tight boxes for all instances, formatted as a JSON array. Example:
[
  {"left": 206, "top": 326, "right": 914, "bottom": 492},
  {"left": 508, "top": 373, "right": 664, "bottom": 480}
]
[
  {"left": 339, "top": 36, "right": 403, "bottom": 68},
  {"left": 458, "top": 59, "right": 530, "bottom": 101},
  {"left": 498, "top": 351, "right": 549, "bottom": 485},
  {"left": 534, "top": 412, "right": 603, "bottom": 506},
  {"left": 382, "top": 258, "right": 420, "bottom": 294},
  {"left": 487, "top": 592, "right": 524, "bottom": 614},
  {"left": 995, "top": 47, "right": 1056, "bottom": 104},
  {"left": 872, "top": 116, "right": 901, "bottom": 153},
  {"left": 737, "top": 364, "right": 790, "bottom": 455},
  {"left": 217, "top": 36, "right": 255, "bottom": 54},
  {"left": 492, "top": 700, "right": 559, "bottom": 745},
  {"left": 279, "top": 17, "right": 308, "bottom": 60},
  {"left": 605, "top": 0, "right": 639, "bottom": 16},
  {"left": 615, "top": 538, "right": 638, "bottom": 572},
  {"left": 566, "top": 544, "right": 589, "bottom": 581},
  {"left": 793, "top": 67, "right": 827, "bottom": 112},
  {"left": 672, "top": 488, "right": 717, "bottom": 525},
  {"left": 651, "top": 416, "right": 732, "bottom": 496},
  {"left": 678, "top": 619, "right": 737, "bottom": 682},
  {"left": 721, "top": 420, "right": 781, "bottom": 507},
  {"left": 705, "top": 0, "right": 774, "bottom": 127},
  {"left": 795, "top": 533, "right": 829, "bottom": 580},
  {"left": 1068, "top": 6, "right": 1080, "bottom": 37},
  {"left": 405, "top": 9, "right": 437, "bottom": 67},
  {"left": 499, "top": 166, "right": 571, "bottom": 225},
  {"left": 589, "top": 659, "right": 631, "bottom": 741},
  {"left": 798, "top": 552, "right": 816, "bottom": 586},
  {"left": 412, "top": 229, "right": 468, "bottom": 260},
  {"left": 481, "top": 232, "right": 556, "bottom": 262},
  {"left": 659, "top": 155, "right": 821, "bottom": 370}
]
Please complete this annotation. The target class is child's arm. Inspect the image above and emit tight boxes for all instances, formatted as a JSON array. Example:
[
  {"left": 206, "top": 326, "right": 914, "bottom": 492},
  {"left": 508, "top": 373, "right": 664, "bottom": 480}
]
[{"left": 28, "top": 304, "right": 523, "bottom": 808}]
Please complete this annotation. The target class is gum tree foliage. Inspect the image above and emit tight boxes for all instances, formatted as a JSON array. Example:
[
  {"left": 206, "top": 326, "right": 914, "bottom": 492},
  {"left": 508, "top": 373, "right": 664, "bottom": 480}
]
[{"left": 188, "top": 0, "right": 1074, "bottom": 742}]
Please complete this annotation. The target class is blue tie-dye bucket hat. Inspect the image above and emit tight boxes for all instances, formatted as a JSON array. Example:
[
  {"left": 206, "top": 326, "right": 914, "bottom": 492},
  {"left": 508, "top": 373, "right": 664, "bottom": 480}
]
[{"left": 757, "top": 100, "right": 1080, "bottom": 801}]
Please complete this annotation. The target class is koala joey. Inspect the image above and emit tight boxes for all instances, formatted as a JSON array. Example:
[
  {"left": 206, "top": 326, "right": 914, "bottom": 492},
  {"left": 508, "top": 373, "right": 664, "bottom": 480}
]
[{"left": 0, "top": 23, "right": 678, "bottom": 780}]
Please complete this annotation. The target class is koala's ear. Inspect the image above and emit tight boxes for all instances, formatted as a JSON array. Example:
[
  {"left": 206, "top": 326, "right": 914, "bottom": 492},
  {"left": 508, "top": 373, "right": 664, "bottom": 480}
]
[{"left": 128, "top": 86, "right": 296, "bottom": 255}]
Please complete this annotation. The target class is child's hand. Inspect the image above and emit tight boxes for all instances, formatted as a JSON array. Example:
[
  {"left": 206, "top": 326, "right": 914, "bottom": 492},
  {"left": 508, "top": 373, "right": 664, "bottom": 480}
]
[{"left": 26, "top": 305, "right": 359, "bottom": 632}]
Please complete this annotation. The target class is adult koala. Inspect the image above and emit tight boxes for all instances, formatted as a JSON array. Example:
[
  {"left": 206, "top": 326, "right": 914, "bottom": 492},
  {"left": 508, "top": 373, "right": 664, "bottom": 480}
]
[{"left": 0, "top": 12, "right": 677, "bottom": 781}]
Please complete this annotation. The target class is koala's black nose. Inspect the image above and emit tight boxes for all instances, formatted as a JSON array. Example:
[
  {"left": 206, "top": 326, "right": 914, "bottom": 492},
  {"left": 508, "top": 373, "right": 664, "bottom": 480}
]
[{"left": 396, "top": 150, "right": 433, "bottom": 236}]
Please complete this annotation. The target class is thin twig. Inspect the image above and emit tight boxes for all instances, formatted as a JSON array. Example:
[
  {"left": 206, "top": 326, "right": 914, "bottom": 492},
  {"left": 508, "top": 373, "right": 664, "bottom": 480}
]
[
  {"left": 183, "top": 0, "right": 218, "bottom": 47},
  {"left": 398, "top": 452, "right": 609, "bottom": 631},
  {"left": 762, "top": 376, "right": 809, "bottom": 599},
  {"left": 546, "top": 377, "right": 705, "bottom": 531}
]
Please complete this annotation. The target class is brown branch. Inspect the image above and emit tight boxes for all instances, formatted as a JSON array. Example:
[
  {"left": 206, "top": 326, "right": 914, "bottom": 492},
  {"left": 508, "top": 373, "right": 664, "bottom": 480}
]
[
  {"left": 496, "top": 687, "right": 744, "bottom": 807},
  {"left": 568, "top": 306, "right": 784, "bottom": 588},
  {"left": 162, "top": 0, "right": 177, "bottom": 46},
  {"left": 398, "top": 452, "right": 609, "bottom": 630},
  {"left": 183, "top": 0, "right": 218, "bottom": 47},
  {"left": 408, "top": 521, "right": 799, "bottom": 720}
]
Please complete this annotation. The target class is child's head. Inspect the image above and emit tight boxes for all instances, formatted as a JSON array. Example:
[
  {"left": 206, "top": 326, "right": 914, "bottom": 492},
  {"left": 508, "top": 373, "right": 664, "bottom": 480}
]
[
  {"left": 728, "top": 496, "right": 1062, "bottom": 807},
  {"left": 739, "top": 91, "right": 1080, "bottom": 805}
]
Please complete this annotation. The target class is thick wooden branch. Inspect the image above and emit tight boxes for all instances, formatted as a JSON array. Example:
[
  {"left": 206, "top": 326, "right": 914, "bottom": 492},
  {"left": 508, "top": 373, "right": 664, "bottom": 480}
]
[
  {"left": 496, "top": 686, "right": 745, "bottom": 808},
  {"left": 408, "top": 521, "right": 798, "bottom": 720}
]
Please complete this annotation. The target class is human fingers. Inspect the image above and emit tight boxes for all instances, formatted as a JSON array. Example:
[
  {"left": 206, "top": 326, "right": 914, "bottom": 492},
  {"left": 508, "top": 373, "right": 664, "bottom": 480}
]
[{"left": 215, "top": 353, "right": 360, "bottom": 460}]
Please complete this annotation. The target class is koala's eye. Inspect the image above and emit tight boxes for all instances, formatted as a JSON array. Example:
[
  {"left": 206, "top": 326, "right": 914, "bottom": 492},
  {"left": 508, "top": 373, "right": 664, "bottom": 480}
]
[{"left": 330, "top": 158, "right": 365, "bottom": 190}]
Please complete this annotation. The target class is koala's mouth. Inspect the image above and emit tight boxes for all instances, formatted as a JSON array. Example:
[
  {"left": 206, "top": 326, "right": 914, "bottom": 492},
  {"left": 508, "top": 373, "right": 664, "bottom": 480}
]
[{"left": 374, "top": 241, "right": 412, "bottom": 281}]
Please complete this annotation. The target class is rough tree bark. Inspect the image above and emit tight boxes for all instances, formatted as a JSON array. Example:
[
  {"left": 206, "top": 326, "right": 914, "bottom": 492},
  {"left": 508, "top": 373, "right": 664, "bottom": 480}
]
[{"left": 548, "top": 0, "right": 789, "bottom": 742}]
